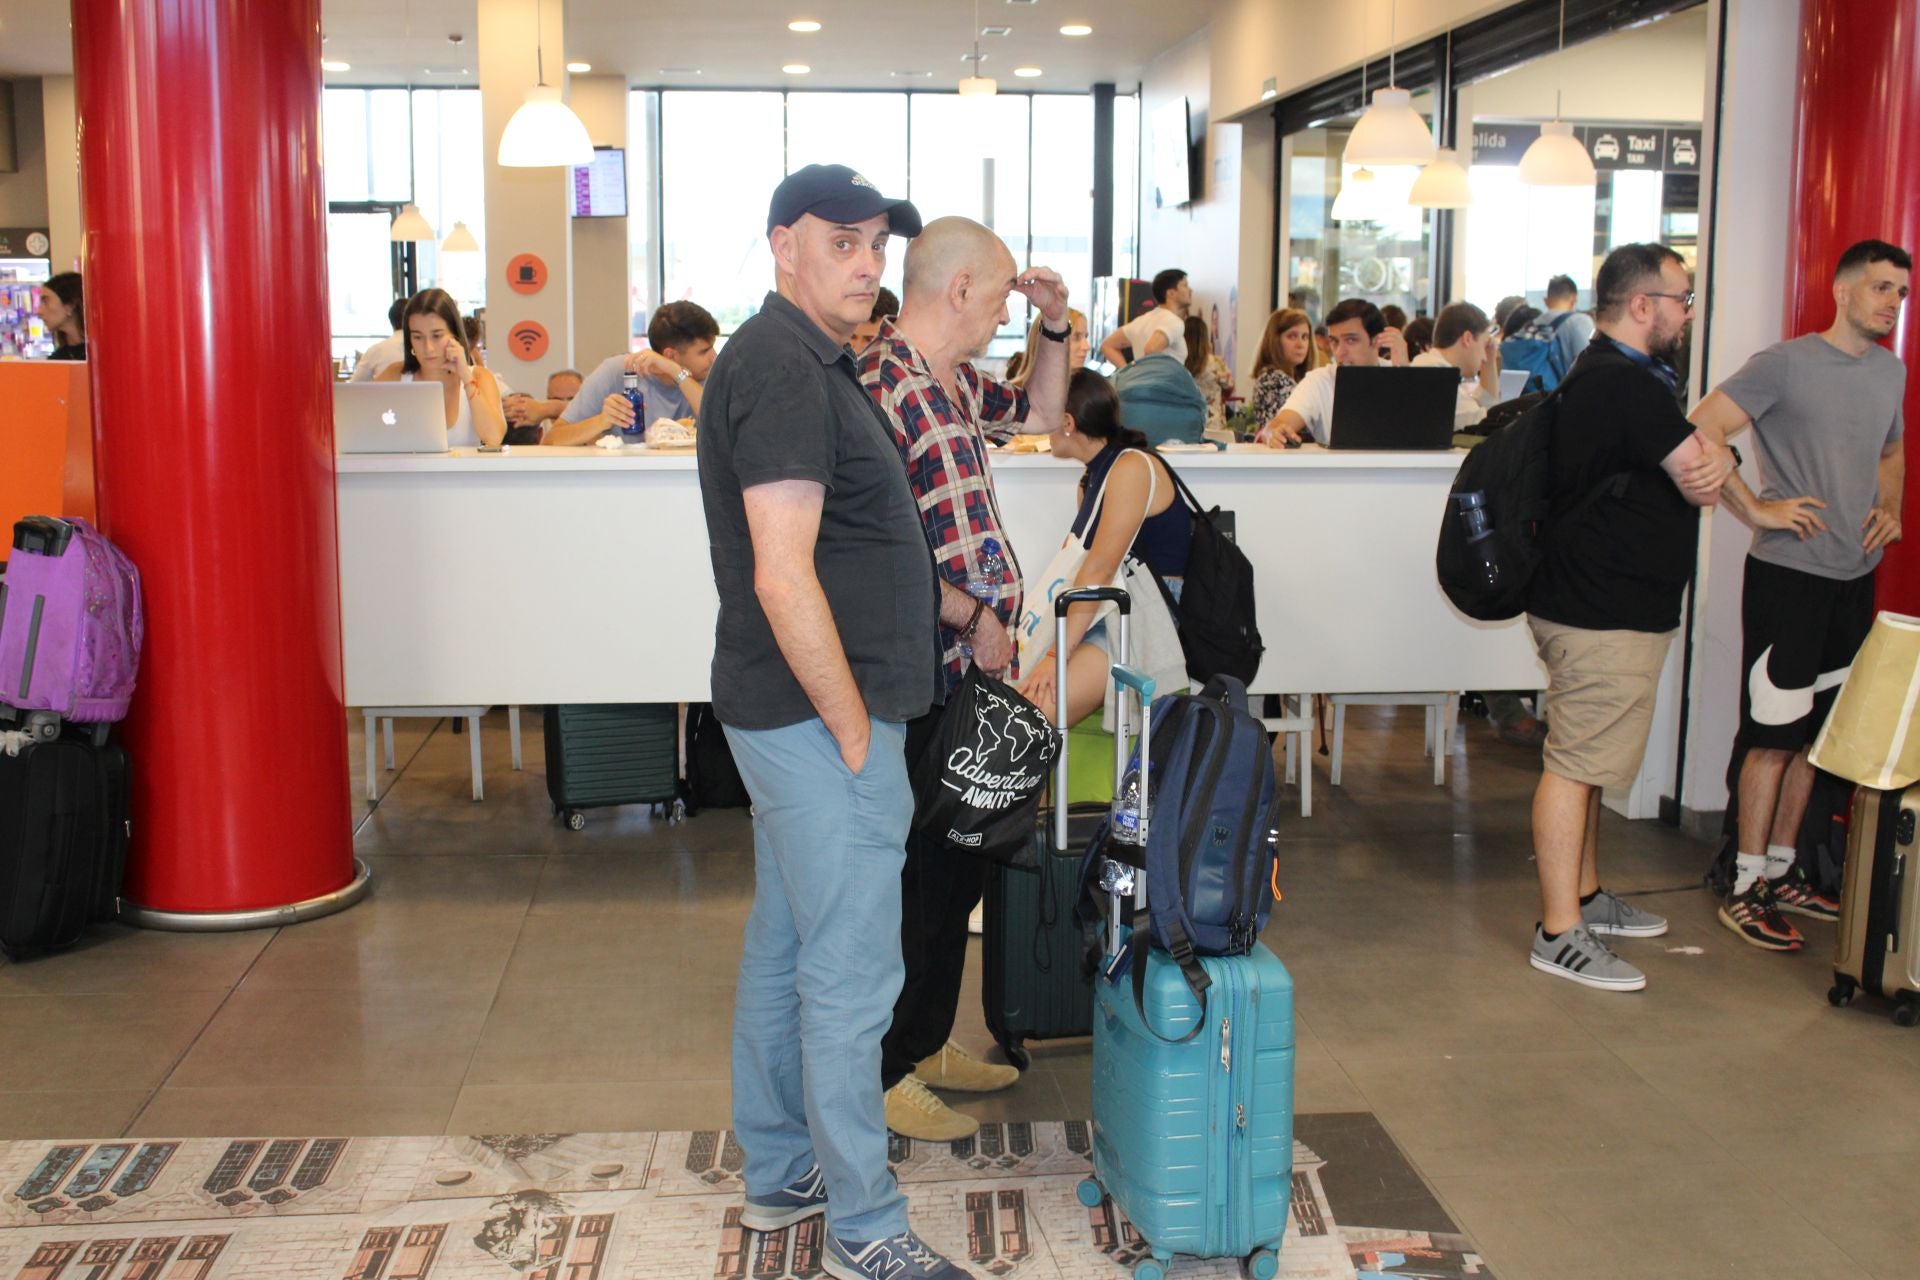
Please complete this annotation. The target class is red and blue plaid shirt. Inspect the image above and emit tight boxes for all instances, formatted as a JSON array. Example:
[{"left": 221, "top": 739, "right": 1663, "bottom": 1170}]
[{"left": 859, "top": 319, "right": 1028, "bottom": 689}]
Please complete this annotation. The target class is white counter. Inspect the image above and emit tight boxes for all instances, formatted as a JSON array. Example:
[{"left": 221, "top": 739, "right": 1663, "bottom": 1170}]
[{"left": 336, "top": 443, "right": 1544, "bottom": 707}]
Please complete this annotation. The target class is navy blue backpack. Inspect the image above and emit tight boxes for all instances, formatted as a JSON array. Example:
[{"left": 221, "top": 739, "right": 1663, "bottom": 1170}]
[{"left": 1079, "top": 674, "right": 1282, "bottom": 1038}]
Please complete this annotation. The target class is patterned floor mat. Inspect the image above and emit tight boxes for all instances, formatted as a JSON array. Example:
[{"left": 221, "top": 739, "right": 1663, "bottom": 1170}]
[{"left": 0, "top": 1114, "right": 1489, "bottom": 1278}]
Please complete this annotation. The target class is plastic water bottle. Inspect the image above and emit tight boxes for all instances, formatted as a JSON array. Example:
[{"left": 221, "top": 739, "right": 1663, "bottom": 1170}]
[
  {"left": 1452, "top": 491, "right": 1502, "bottom": 590},
  {"left": 1109, "top": 755, "right": 1145, "bottom": 852},
  {"left": 960, "top": 537, "right": 1005, "bottom": 658},
  {"left": 620, "top": 371, "right": 646, "bottom": 439}
]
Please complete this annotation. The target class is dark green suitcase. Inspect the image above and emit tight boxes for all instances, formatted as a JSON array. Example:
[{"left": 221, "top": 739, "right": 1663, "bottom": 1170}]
[
  {"left": 982, "top": 804, "right": 1102, "bottom": 1069},
  {"left": 543, "top": 703, "right": 683, "bottom": 830}
]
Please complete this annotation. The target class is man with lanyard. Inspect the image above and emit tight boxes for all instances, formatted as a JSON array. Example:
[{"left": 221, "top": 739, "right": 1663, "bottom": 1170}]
[{"left": 858, "top": 216, "right": 1071, "bottom": 1141}]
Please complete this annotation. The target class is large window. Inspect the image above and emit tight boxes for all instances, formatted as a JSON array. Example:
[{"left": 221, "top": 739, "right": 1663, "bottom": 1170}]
[
  {"left": 648, "top": 88, "right": 1137, "bottom": 350},
  {"left": 323, "top": 87, "right": 487, "bottom": 364},
  {"left": 1287, "top": 120, "right": 1435, "bottom": 323}
]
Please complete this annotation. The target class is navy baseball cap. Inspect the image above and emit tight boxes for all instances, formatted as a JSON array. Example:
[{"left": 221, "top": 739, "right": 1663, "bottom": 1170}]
[{"left": 766, "top": 164, "right": 923, "bottom": 237}]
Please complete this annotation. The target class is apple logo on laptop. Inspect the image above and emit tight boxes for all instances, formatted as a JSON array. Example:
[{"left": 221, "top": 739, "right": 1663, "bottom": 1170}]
[{"left": 381, "top": 409, "right": 397, "bottom": 425}]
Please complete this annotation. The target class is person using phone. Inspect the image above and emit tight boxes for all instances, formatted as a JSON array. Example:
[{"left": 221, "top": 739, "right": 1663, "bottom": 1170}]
[{"left": 374, "top": 287, "right": 509, "bottom": 448}]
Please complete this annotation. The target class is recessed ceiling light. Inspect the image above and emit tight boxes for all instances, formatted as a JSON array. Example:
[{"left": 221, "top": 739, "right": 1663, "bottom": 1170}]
[
  {"left": 1060, "top": 24, "right": 1093, "bottom": 37},
  {"left": 890, "top": 69, "right": 934, "bottom": 78},
  {"left": 660, "top": 68, "right": 703, "bottom": 75},
  {"left": 788, "top": 19, "right": 822, "bottom": 32},
  {"left": 783, "top": 63, "right": 812, "bottom": 75},
  {"left": 322, "top": 59, "right": 351, "bottom": 71},
  {"left": 981, "top": 25, "right": 1013, "bottom": 37},
  {"left": 566, "top": 61, "right": 591, "bottom": 73},
  {"left": 1014, "top": 66, "right": 1043, "bottom": 78}
]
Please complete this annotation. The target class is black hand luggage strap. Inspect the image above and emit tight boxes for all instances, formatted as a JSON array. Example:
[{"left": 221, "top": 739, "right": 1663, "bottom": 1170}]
[{"left": 1128, "top": 914, "right": 1208, "bottom": 1044}]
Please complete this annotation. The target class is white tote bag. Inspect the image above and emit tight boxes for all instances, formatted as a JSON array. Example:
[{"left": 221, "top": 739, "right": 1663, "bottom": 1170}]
[{"left": 1012, "top": 450, "right": 1191, "bottom": 721}]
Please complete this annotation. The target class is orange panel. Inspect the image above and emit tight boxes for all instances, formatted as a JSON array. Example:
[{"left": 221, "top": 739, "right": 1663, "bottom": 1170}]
[{"left": 0, "top": 361, "right": 92, "bottom": 560}]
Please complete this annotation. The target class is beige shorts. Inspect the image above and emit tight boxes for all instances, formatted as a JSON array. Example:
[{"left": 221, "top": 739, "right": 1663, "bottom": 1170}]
[{"left": 1527, "top": 616, "right": 1676, "bottom": 790}]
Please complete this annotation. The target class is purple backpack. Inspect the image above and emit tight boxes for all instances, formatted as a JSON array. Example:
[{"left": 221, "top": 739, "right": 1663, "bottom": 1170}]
[{"left": 0, "top": 517, "right": 144, "bottom": 740}]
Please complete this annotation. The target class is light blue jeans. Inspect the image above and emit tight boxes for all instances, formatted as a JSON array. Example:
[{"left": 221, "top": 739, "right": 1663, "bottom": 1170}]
[{"left": 723, "top": 715, "right": 910, "bottom": 1242}]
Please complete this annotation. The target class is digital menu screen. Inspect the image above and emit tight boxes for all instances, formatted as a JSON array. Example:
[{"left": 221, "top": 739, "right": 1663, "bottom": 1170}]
[{"left": 571, "top": 148, "right": 628, "bottom": 218}]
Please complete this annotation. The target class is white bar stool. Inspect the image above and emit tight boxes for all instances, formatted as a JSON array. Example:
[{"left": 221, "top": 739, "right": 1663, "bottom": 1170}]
[
  {"left": 361, "top": 706, "right": 522, "bottom": 802},
  {"left": 1329, "top": 693, "right": 1459, "bottom": 787},
  {"left": 1261, "top": 694, "right": 1314, "bottom": 817}
]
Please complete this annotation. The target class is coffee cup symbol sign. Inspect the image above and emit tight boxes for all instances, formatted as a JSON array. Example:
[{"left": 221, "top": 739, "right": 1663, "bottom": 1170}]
[
  {"left": 505, "top": 253, "right": 548, "bottom": 295},
  {"left": 508, "top": 320, "right": 550, "bottom": 361}
]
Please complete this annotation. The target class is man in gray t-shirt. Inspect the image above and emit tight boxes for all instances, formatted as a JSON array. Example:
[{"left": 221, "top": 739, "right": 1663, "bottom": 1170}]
[{"left": 1692, "top": 238, "right": 1910, "bottom": 951}]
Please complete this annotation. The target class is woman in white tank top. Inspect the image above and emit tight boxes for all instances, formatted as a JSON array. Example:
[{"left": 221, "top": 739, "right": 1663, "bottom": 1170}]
[{"left": 375, "top": 288, "right": 508, "bottom": 448}]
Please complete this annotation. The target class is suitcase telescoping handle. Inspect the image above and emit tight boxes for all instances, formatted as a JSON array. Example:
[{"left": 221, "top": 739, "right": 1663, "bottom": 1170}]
[
  {"left": 1052, "top": 587, "right": 1130, "bottom": 853},
  {"left": 1108, "top": 663, "right": 1156, "bottom": 952}
]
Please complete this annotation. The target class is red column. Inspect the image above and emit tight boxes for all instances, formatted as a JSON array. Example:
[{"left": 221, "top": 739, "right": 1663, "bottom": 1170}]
[
  {"left": 74, "top": 0, "right": 358, "bottom": 917},
  {"left": 1787, "top": 0, "right": 1920, "bottom": 613}
]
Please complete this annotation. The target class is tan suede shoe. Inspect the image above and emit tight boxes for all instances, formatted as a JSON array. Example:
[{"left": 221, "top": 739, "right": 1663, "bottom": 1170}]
[
  {"left": 911, "top": 1040, "right": 1020, "bottom": 1094},
  {"left": 884, "top": 1076, "right": 979, "bottom": 1141}
]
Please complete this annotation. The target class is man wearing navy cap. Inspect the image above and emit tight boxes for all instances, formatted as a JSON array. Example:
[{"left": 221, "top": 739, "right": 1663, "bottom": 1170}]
[{"left": 697, "top": 165, "right": 975, "bottom": 1280}]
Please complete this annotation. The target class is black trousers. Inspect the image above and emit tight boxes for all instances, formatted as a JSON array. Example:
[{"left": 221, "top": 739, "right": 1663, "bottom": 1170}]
[{"left": 880, "top": 707, "right": 990, "bottom": 1089}]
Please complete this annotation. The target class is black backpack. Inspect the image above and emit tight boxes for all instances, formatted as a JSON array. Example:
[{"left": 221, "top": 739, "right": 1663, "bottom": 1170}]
[
  {"left": 684, "top": 703, "right": 751, "bottom": 812},
  {"left": 1435, "top": 367, "right": 1628, "bottom": 621},
  {"left": 1160, "top": 463, "right": 1265, "bottom": 684}
]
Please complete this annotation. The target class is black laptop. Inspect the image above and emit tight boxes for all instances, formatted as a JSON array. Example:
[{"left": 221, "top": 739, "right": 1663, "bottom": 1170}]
[{"left": 1327, "top": 366, "right": 1460, "bottom": 449}]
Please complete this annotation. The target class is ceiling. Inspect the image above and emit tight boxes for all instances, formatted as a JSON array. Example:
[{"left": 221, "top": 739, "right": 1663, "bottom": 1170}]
[{"left": 0, "top": 1, "right": 1211, "bottom": 92}]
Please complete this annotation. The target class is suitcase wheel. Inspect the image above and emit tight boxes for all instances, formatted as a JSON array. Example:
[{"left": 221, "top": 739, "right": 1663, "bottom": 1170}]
[
  {"left": 565, "top": 809, "right": 587, "bottom": 832},
  {"left": 1074, "top": 1178, "right": 1104, "bottom": 1209},
  {"left": 1894, "top": 998, "right": 1919, "bottom": 1029},
  {"left": 1132, "top": 1261, "right": 1166, "bottom": 1280},
  {"left": 1003, "top": 1039, "right": 1032, "bottom": 1072},
  {"left": 1827, "top": 978, "right": 1856, "bottom": 1008},
  {"left": 1243, "top": 1249, "right": 1279, "bottom": 1280}
]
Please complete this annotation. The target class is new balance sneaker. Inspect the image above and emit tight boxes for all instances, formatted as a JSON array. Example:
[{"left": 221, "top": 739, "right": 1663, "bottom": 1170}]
[
  {"left": 884, "top": 1076, "right": 978, "bottom": 1141},
  {"left": 739, "top": 1163, "right": 828, "bottom": 1233},
  {"left": 826, "top": 1230, "right": 976, "bottom": 1280},
  {"left": 1581, "top": 888, "right": 1670, "bottom": 938},
  {"left": 1718, "top": 878, "right": 1805, "bottom": 951},
  {"left": 1770, "top": 867, "right": 1841, "bottom": 922},
  {"left": 913, "top": 1040, "right": 1019, "bottom": 1093},
  {"left": 1529, "top": 923, "right": 1647, "bottom": 991}
]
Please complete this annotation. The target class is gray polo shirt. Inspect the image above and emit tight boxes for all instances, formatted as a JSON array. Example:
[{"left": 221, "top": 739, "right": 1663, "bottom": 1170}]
[
  {"left": 697, "top": 291, "right": 939, "bottom": 730},
  {"left": 1719, "top": 334, "right": 1906, "bottom": 580},
  {"left": 559, "top": 353, "right": 694, "bottom": 434}
]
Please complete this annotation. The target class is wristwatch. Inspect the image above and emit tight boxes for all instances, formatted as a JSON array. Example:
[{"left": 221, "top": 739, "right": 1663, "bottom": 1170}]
[
  {"left": 961, "top": 597, "right": 987, "bottom": 638},
  {"left": 674, "top": 367, "right": 692, "bottom": 384},
  {"left": 1038, "top": 321, "right": 1071, "bottom": 343}
]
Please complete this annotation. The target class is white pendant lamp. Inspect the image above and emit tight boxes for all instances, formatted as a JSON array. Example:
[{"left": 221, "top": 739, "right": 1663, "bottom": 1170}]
[
  {"left": 498, "top": 0, "right": 595, "bottom": 167},
  {"left": 1409, "top": 147, "right": 1472, "bottom": 208},
  {"left": 441, "top": 221, "right": 480, "bottom": 252},
  {"left": 1519, "top": 1, "right": 1596, "bottom": 187},
  {"left": 390, "top": 204, "right": 435, "bottom": 241},
  {"left": 1344, "top": 1, "right": 1435, "bottom": 167},
  {"left": 1329, "top": 167, "right": 1380, "bottom": 223},
  {"left": 958, "top": 0, "right": 997, "bottom": 97}
]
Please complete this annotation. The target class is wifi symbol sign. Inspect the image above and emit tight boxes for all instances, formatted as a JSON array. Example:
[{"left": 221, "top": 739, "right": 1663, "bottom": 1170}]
[{"left": 507, "top": 320, "right": 550, "bottom": 361}]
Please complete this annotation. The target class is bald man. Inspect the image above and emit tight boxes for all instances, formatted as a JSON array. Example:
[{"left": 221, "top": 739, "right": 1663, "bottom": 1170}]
[{"left": 857, "top": 215, "right": 1072, "bottom": 1141}]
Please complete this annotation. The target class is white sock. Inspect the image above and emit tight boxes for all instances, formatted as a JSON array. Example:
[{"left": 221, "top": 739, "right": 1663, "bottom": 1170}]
[
  {"left": 1765, "top": 844, "right": 1797, "bottom": 881},
  {"left": 1733, "top": 852, "right": 1768, "bottom": 895}
]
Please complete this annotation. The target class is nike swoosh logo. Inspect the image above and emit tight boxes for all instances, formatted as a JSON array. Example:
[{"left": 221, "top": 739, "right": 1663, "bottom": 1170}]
[{"left": 1748, "top": 644, "right": 1850, "bottom": 726}]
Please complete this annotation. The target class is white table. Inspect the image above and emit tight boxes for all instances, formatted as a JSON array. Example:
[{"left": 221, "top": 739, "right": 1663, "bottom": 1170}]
[{"left": 335, "top": 443, "right": 1544, "bottom": 708}]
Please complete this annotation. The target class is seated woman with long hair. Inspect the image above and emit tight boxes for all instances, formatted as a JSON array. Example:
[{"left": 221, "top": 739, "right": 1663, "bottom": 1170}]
[
  {"left": 1007, "top": 307, "right": 1090, "bottom": 386},
  {"left": 1020, "top": 369, "right": 1192, "bottom": 727},
  {"left": 1247, "top": 307, "right": 1318, "bottom": 440},
  {"left": 375, "top": 288, "right": 509, "bottom": 448}
]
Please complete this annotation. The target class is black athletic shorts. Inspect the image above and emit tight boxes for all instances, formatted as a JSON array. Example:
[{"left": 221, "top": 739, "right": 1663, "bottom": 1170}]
[{"left": 1739, "top": 556, "right": 1876, "bottom": 750}]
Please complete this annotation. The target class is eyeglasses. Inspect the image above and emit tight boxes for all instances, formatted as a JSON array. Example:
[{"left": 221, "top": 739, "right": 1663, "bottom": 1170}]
[{"left": 1643, "top": 290, "right": 1695, "bottom": 308}]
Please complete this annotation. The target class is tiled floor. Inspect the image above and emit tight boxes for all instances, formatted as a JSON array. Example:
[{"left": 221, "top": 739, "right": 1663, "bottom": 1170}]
[{"left": 4, "top": 707, "right": 1918, "bottom": 1279}]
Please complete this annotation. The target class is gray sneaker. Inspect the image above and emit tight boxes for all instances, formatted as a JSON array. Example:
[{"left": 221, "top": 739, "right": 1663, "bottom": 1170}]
[
  {"left": 1581, "top": 888, "right": 1669, "bottom": 938},
  {"left": 1530, "top": 924, "right": 1646, "bottom": 992}
]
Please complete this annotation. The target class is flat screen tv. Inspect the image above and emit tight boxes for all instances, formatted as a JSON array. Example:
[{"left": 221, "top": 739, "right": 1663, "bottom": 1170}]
[
  {"left": 571, "top": 147, "right": 628, "bottom": 218},
  {"left": 1151, "top": 97, "right": 1193, "bottom": 209}
]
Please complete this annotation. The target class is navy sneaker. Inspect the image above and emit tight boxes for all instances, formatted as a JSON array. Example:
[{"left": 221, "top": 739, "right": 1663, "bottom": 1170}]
[
  {"left": 825, "top": 1229, "right": 975, "bottom": 1280},
  {"left": 739, "top": 1164, "right": 828, "bottom": 1233}
]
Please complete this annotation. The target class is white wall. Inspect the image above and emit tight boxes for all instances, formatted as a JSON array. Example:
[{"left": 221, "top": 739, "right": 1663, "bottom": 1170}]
[
  {"left": 40, "top": 76, "right": 79, "bottom": 272},
  {"left": 1680, "top": 0, "right": 1800, "bottom": 826},
  {"left": 1468, "top": 9, "right": 1710, "bottom": 123}
]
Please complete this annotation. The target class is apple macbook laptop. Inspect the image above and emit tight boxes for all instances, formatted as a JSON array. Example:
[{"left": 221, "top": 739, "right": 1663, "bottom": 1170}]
[
  {"left": 333, "top": 382, "right": 449, "bottom": 454},
  {"left": 1327, "top": 366, "right": 1459, "bottom": 450},
  {"left": 1499, "top": 369, "right": 1532, "bottom": 402}
]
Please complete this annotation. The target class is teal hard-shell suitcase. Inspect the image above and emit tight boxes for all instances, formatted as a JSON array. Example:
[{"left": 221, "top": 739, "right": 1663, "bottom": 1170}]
[{"left": 543, "top": 703, "right": 683, "bottom": 830}]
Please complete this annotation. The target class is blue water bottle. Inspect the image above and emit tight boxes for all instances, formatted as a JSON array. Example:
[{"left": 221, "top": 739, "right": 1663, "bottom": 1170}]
[{"left": 620, "top": 371, "right": 647, "bottom": 440}]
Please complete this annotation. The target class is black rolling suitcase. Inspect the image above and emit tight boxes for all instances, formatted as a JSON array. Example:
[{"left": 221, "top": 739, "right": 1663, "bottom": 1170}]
[
  {"left": 982, "top": 587, "right": 1132, "bottom": 1069},
  {"left": 543, "top": 703, "right": 683, "bottom": 830},
  {"left": 0, "top": 733, "right": 130, "bottom": 959}
]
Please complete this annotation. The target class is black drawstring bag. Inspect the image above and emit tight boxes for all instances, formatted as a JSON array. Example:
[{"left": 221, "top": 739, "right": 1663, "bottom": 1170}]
[{"left": 910, "top": 665, "right": 1060, "bottom": 867}]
